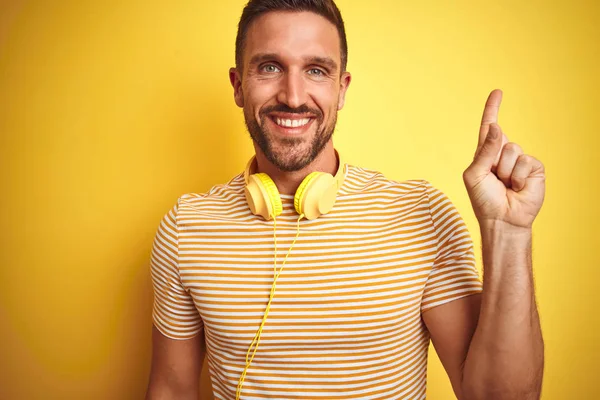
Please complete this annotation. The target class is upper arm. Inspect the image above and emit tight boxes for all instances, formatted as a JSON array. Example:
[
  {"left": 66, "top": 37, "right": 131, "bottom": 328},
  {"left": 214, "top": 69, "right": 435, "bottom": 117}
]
[
  {"left": 422, "top": 293, "right": 481, "bottom": 400},
  {"left": 145, "top": 325, "right": 206, "bottom": 400},
  {"left": 147, "top": 202, "right": 206, "bottom": 398},
  {"left": 420, "top": 181, "right": 483, "bottom": 397}
]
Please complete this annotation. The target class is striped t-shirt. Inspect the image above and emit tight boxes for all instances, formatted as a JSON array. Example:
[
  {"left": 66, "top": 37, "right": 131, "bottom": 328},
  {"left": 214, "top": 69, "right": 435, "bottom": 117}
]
[{"left": 150, "top": 163, "right": 483, "bottom": 400}]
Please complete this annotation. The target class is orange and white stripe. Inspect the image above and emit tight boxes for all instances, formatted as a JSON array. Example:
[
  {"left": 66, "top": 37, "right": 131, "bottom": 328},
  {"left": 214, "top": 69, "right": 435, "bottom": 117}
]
[{"left": 150, "top": 164, "right": 482, "bottom": 399}]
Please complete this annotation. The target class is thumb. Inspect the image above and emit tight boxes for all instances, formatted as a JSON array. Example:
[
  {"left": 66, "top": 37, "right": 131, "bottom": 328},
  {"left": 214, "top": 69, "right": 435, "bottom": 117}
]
[{"left": 472, "top": 123, "right": 502, "bottom": 171}]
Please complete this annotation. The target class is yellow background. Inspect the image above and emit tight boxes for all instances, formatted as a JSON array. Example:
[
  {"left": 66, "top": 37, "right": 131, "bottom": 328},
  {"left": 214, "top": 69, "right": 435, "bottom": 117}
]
[{"left": 1, "top": 0, "right": 598, "bottom": 398}]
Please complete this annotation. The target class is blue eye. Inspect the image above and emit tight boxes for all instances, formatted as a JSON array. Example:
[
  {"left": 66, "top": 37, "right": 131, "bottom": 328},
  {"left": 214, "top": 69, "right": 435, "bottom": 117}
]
[
  {"left": 308, "top": 68, "right": 324, "bottom": 76},
  {"left": 262, "top": 64, "right": 280, "bottom": 73}
]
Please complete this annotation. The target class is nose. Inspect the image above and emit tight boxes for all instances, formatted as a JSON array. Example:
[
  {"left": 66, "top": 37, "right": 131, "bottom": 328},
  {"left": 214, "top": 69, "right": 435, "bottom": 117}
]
[{"left": 276, "top": 69, "right": 307, "bottom": 109}]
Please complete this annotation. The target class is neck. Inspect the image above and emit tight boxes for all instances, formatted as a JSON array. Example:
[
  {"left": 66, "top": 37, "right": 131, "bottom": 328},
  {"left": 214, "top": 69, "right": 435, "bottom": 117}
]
[{"left": 253, "top": 142, "right": 338, "bottom": 195}]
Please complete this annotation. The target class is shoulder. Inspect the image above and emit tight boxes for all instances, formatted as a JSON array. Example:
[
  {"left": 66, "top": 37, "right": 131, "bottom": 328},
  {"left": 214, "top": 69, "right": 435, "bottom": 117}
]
[
  {"left": 170, "top": 173, "right": 248, "bottom": 220},
  {"left": 341, "top": 164, "right": 461, "bottom": 219},
  {"left": 342, "top": 163, "right": 435, "bottom": 200}
]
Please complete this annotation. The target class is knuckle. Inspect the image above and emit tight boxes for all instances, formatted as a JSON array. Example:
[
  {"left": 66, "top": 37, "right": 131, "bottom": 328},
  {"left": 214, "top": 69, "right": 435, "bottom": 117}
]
[
  {"left": 511, "top": 177, "right": 525, "bottom": 189},
  {"left": 504, "top": 142, "right": 522, "bottom": 154},
  {"left": 518, "top": 154, "right": 534, "bottom": 165},
  {"left": 497, "top": 167, "right": 510, "bottom": 178},
  {"left": 510, "top": 173, "right": 525, "bottom": 182}
]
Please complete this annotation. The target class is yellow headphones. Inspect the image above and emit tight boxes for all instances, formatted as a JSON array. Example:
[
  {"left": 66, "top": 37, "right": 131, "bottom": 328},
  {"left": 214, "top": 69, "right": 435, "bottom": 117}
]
[{"left": 243, "top": 151, "right": 346, "bottom": 220}]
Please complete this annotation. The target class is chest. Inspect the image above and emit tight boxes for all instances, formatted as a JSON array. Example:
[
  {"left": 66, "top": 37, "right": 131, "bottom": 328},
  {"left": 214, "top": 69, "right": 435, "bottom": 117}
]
[{"left": 178, "top": 216, "right": 437, "bottom": 354}]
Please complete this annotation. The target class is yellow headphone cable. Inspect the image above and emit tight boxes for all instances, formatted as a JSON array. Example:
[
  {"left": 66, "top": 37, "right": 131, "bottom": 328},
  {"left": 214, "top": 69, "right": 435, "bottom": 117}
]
[{"left": 235, "top": 213, "right": 304, "bottom": 400}]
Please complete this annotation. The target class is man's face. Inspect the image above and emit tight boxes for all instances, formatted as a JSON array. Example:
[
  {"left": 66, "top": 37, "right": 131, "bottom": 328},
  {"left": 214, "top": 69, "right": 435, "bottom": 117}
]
[{"left": 230, "top": 11, "right": 351, "bottom": 172}]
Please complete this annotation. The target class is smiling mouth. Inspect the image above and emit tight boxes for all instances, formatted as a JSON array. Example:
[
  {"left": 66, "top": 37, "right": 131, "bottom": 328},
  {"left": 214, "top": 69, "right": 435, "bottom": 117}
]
[
  {"left": 265, "top": 112, "right": 318, "bottom": 133},
  {"left": 271, "top": 116, "right": 312, "bottom": 128}
]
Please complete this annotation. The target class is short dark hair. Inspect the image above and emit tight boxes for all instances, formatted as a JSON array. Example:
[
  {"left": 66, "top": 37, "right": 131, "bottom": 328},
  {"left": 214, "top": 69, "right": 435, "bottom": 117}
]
[{"left": 235, "top": 0, "right": 348, "bottom": 73}]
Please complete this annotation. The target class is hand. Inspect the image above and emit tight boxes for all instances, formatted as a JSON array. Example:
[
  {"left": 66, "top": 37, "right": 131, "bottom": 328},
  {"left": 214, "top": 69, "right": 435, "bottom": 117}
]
[{"left": 462, "top": 89, "right": 546, "bottom": 230}]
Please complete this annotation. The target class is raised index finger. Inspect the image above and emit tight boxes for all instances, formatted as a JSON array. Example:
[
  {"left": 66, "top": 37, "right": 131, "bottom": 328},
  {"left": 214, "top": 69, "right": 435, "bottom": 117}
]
[{"left": 478, "top": 89, "right": 503, "bottom": 148}]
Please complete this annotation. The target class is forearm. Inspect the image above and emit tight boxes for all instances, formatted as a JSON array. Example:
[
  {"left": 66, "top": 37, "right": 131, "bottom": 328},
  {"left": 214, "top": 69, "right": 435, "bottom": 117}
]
[
  {"left": 145, "top": 376, "right": 199, "bottom": 400},
  {"left": 461, "top": 220, "right": 544, "bottom": 400},
  {"left": 145, "top": 385, "right": 199, "bottom": 400}
]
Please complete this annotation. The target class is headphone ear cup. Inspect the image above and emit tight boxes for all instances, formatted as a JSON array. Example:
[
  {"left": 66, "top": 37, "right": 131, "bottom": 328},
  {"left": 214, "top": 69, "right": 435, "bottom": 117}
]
[
  {"left": 294, "top": 172, "right": 336, "bottom": 220},
  {"left": 294, "top": 172, "right": 320, "bottom": 216},
  {"left": 245, "top": 173, "right": 282, "bottom": 220}
]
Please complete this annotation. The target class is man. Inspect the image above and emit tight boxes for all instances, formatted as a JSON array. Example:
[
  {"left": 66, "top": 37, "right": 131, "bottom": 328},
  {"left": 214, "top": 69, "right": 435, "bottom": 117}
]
[{"left": 145, "top": 0, "right": 545, "bottom": 399}]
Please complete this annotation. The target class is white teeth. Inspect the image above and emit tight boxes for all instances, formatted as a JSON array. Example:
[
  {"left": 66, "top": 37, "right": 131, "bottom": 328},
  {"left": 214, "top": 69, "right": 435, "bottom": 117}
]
[{"left": 274, "top": 117, "right": 311, "bottom": 128}]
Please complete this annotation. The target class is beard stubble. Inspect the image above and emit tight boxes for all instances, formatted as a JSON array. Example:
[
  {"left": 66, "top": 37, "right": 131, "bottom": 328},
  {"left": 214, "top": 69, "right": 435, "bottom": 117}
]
[{"left": 244, "top": 104, "right": 337, "bottom": 172}]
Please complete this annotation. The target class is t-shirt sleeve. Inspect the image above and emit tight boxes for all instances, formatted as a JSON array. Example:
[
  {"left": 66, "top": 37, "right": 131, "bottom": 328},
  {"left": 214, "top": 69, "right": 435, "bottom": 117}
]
[
  {"left": 421, "top": 181, "right": 483, "bottom": 313},
  {"left": 150, "top": 200, "right": 203, "bottom": 339}
]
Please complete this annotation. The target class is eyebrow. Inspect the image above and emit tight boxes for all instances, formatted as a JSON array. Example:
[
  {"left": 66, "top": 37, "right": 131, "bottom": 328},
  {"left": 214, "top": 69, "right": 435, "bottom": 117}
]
[
  {"left": 307, "top": 56, "right": 338, "bottom": 72},
  {"left": 248, "top": 53, "right": 339, "bottom": 72}
]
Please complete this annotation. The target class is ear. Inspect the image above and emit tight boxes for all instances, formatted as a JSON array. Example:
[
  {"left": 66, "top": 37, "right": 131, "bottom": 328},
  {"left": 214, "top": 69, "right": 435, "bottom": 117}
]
[
  {"left": 337, "top": 71, "right": 352, "bottom": 110},
  {"left": 229, "top": 67, "right": 244, "bottom": 108}
]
